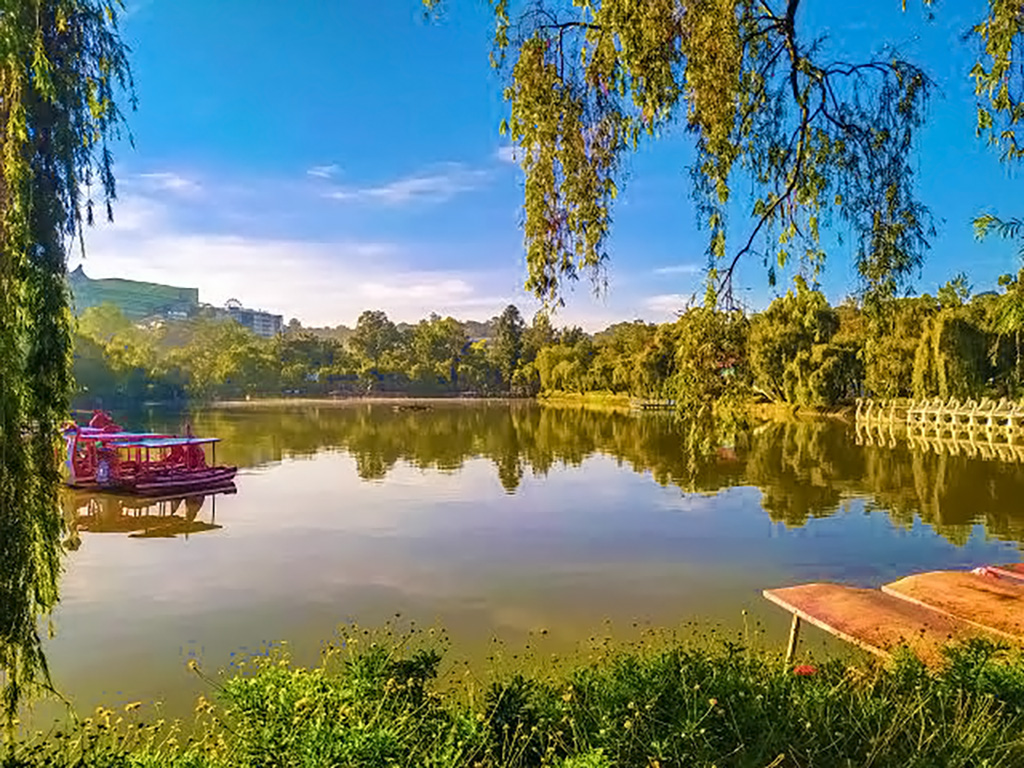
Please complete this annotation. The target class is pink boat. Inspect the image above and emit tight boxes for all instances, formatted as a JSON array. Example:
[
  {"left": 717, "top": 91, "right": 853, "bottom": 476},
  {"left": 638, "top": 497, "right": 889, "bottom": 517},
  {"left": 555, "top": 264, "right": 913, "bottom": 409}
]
[{"left": 63, "top": 412, "right": 238, "bottom": 496}]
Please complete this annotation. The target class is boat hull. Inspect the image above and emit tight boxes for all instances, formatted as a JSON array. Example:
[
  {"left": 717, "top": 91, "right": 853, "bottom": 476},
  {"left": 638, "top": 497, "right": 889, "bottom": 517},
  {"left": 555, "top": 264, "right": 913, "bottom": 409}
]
[{"left": 69, "top": 467, "right": 238, "bottom": 496}]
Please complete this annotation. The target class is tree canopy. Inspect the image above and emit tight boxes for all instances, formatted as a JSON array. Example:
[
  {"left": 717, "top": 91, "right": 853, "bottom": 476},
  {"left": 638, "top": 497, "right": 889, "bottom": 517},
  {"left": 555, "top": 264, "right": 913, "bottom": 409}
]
[
  {"left": 71, "top": 265, "right": 1024, "bottom": 409},
  {"left": 971, "top": 0, "right": 1024, "bottom": 163},
  {"left": 0, "top": 0, "right": 133, "bottom": 720},
  {"left": 426, "top": 0, "right": 945, "bottom": 307},
  {"left": 421, "top": 1, "right": 1024, "bottom": 310}
]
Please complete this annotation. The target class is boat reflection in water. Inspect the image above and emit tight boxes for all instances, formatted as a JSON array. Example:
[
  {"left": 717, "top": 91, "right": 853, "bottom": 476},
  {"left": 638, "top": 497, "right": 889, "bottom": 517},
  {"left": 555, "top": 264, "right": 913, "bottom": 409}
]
[{"left": 61, "top": 483, "right": 236, "bottom": 543}]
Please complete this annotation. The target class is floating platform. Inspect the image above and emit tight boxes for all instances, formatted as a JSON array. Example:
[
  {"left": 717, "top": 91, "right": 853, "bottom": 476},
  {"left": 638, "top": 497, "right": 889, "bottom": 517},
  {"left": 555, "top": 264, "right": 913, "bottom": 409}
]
[{"left": 764, "top": 567, "right": 1024, "bottom": 666}]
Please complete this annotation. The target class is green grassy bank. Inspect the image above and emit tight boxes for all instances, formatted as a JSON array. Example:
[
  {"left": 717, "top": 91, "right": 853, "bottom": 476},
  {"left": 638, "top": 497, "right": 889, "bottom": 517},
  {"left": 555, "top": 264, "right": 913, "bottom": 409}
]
[
  {"left": 7, "top": 632, "right": 1024, "bottom": 767},
  {"left": 535, "top": 391, "right": 635, "bottom": 411},
  {"left": 210, "top": 393, "right": 858, "bottom": 423}
]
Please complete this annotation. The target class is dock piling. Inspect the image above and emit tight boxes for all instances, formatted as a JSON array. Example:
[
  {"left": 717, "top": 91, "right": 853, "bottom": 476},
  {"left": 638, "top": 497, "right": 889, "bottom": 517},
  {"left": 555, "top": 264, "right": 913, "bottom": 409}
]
[{"left": 785, "top": 614, "right": 801, "bottom": 664}]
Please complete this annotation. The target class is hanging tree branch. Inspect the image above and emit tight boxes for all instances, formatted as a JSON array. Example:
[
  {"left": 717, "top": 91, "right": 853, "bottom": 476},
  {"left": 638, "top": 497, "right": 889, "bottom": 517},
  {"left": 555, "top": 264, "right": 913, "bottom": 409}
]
[
  {"left": 0, "top": 0, "right": 133, "bottom": 722},
  {"left": 429, "top": 0, "right": 933, "bottom": 311},
  {"left": 968, "top": 1, "right": 1024, "bottom": 254}
]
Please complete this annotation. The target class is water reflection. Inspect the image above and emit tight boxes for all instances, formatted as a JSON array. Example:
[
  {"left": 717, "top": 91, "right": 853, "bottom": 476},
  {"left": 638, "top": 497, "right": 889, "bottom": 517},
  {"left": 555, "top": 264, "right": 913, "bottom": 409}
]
[
  {"left": 61, "top": 486, "right": 234, "bottom": 542},
  {"left": 39, "top": 402, "right": 1024, "bottom": 721},
  {"left": 152, "top": 403, "right": 1024, "bottom": 549}
]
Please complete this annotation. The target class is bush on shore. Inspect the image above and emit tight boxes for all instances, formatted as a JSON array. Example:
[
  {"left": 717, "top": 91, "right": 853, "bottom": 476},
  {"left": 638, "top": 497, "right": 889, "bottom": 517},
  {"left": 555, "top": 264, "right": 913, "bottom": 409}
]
[{"left": 6, "top": 632, "right": 1024, "bottom": 767}]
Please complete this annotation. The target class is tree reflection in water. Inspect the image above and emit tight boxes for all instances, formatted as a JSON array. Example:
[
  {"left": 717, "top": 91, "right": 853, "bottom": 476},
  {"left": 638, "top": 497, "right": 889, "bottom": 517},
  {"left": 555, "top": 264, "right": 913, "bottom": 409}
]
[
  {"left": 162, "top": 402, "right": 1024, "bottom": 549},
  {"left": 8, "top": 402, "right": 1024, "bottom": 719}
]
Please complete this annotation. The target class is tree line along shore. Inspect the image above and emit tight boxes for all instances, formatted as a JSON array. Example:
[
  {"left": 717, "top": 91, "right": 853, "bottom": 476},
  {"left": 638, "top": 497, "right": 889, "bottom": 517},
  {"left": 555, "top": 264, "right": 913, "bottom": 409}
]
[{"left": 73, "top": 271, "right": 1024, "bottom": 414}]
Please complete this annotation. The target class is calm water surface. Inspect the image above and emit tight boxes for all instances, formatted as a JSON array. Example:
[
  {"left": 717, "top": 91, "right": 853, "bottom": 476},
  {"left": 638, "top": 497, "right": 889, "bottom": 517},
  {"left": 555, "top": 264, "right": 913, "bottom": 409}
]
[{"left": 47, "top": 402, "right": 1024, "bottom": 717}]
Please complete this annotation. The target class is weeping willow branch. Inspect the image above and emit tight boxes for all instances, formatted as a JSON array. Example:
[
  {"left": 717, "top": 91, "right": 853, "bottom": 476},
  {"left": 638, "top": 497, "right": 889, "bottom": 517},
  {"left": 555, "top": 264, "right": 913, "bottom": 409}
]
[
  {"left": 0, "top": 0, "right": 133, "bottom": 723},
  {"left": 975, "top": 212, "right": 1024, "bottom": 259},
  {"left": 965, "top": 2, "right": 1024, "bottom": 260},
  {"left": 438, "top": 0, "right": 934, "bottom": 311},
  {"left": 971, "top": 0, "right": 1024, "bottom": 162}
]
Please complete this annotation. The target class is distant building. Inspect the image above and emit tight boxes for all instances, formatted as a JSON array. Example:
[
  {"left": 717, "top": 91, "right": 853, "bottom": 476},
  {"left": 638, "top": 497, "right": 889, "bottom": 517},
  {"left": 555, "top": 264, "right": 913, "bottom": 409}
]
[
  {"left": 215, "top": 298, "right": 283, "bottom": 338},
  {"left": 69, "top": 265, "right": 199, "bottom": 320},
  {"left": 69, "top": 266, "right": 283, "bottom": 337}
]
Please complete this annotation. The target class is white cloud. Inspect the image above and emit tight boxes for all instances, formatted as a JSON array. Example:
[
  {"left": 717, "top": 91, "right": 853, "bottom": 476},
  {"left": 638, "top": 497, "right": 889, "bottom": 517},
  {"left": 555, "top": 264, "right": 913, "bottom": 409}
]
[
  {"left": 74, "top": 193, "right": 515, "bottom": 327},
  {"left": 306, "top": 164, "right": 340, "bottom": 179},
  {"left": 496, "top": 145, "right": 522, "bottom": 164},
  {"left": 136, "top": 172, "right": 202, "bottom": 196},
  {"left": 643, "top": 293, "right": 695, "bottom": 315},
  {"left": 653, "top": 263, "right": 702, "bottom": 276},
  {"left": 327, "top": 163, "right": 488, "bottom": 205},
  {"left": 359, "top": 276, "right": 474, "bottom": 302},
  {"left": 98, "top": 194, "right": 166, "bottom": 232},
  {"left": 70, "top": 172, "right": 651, "bottom": 331}
]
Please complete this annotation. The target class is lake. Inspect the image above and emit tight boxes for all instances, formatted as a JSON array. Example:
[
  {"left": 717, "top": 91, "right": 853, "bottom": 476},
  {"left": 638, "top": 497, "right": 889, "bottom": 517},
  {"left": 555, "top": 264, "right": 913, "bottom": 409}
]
[{"left": 46, "top": 401, "right": 1024, "bottom": 720}]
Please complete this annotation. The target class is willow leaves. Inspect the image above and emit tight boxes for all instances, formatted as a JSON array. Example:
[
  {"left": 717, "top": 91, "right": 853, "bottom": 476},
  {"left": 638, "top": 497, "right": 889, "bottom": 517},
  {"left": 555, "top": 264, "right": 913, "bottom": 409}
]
[{"left": 0, "top": 0, "right": 132, "bottom": 722}]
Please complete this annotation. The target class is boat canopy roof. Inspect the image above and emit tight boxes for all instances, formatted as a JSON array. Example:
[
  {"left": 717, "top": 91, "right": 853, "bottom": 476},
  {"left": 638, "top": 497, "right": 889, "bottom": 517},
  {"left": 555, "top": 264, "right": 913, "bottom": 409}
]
[
  {"left": 114, "top": 436, "right": 221, "bottom": 448},
  {"left": 75, "top": 431, "right": 167, "bottom": 442}
]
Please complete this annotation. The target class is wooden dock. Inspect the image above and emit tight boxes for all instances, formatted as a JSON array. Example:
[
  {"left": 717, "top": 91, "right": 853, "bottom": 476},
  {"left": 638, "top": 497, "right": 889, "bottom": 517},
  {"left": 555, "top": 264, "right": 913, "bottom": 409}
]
[
  {"left": 632, "top": 399, "right": 676, "bottom": 411},
  {"left": 764, "top": 566, "right": 1024, "bottom": 667}
]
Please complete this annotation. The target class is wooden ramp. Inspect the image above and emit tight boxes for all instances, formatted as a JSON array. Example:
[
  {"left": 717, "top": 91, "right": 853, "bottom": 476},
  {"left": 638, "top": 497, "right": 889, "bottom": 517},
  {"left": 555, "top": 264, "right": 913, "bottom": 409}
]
[
  {"left": 764, "top": 566, "right": 1024, "bottom": 667},
  {"left": 988, "top": 563, "right": 1024, "bottom": 582},
  {"left": 882, "top": 571, "right": 1024, "bottom": 642}
]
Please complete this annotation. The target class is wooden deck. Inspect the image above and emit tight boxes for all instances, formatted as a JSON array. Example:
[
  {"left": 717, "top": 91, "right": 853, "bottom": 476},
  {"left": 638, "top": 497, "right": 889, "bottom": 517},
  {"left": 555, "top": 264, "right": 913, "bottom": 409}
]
[
  {"left": 764, "top": 567, "right": 1024, "bottom": 666},
  {"left": 632, "top": 399, "right": 676, "bottom": 411},
  {"left": 882, "top": 571, "right": 1024, "bottom": 641}
]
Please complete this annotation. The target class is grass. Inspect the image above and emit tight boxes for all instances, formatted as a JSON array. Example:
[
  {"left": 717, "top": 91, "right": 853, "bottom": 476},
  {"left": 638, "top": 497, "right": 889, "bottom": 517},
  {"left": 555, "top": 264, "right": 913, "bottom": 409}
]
[
  {"left": 535, "top": 393, "right": 859, "bottom": 423},
  {"left": 745, "top": 402, "right": 856, "bottom": 422},
  {"left": 537, "top": 391, "right": 635, "bottom": 411},
  {"left": 6, "top": 627, "right": 1024, "bottom": 767}
]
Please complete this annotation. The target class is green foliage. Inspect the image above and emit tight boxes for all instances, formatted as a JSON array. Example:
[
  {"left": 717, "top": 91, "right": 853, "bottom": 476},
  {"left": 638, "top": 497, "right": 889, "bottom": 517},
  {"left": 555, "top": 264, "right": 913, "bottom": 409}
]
[
  {"left": 969, "top": 0, "right": 1024, "bottom": 258},
  {"left": 12, "top": 633, "right": 1024, "bottom": 767},
  {"left": 350, "top": 310, "right": 402, "bottom": 368},
  {"left": 912, "top": 308, "right": 992, "bottom": 400},
  {"left": 976, "top": 212, "right": 1024, "bottom": 264},
  {"left": 664, "top": 307, "right": 749, "bottom": 414},
  {"left": 535, "top": 335, "right": 594, "bottom": 393},
  {"left": 69, "top": 307, "right": 542, "bottom": 403},
  {"left": 588, "top": 321, "right": 660, "bottom": 395},
  {"left": 459, "top": 339, "right": 500, "bottom": 393},
  {"left": 73, "top": 270, "right": 1024, "bottom": 410},
  {"left": 863, "top": 296, "right": 936, "bottom": 398},
  {"left": 970, "top": 2, "right": 1024, "bottom": 162},
  {"left": 521, "top": 311, "right": 556, "bottom": 365},
  {"left": 748, "top": 277, "right": 848, "bottom": 406},
  {"left": 490, "top": 304, "right": 525, "bottom": 387},
  {"left": 442, "top": 0, "right": 933, "bottom": 306},
  {"left": 173, "top": 319, "right": 277, "bottom": 400},
  {"left": 74, "top": 304, "right": 164, "bottom": 402},
  {"left": 978, "top": 268, "right": 1024, "bottom": 396},
  {"left": 937, "top": 273, "right": 973, "bottom": 309},
  {"left": 77, "top": 302, "right": 134, "bottom": 342},
  {"left": 412, "top": 314, "right": 469, "bottom": 389},
  {"left": 0, "top": 0, "right": 132, "bottom": 722}
]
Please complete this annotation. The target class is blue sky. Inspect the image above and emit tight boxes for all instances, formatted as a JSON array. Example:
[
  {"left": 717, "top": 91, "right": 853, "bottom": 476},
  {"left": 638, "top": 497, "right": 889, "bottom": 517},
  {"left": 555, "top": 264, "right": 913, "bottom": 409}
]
[{"left": 74, "top": 0, "right": 1023, "bottom": 329}]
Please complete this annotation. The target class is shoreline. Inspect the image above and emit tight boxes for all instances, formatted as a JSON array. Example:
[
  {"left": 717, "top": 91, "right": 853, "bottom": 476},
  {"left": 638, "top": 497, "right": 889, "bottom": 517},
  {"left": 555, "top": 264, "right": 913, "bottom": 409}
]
[
  {"left": 747, "top": 401, "right": 856, "bottom": 421},
  {"left": 14, "top": 632, "right": 1021, "bottom": 766},
  {"left": 211, "top": 394, "right": 859, "bottom": 421},
  {"left": 212, "top": 395, "right": 531, "bottom": 408}
]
